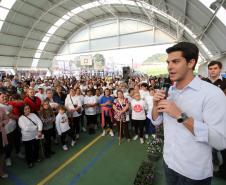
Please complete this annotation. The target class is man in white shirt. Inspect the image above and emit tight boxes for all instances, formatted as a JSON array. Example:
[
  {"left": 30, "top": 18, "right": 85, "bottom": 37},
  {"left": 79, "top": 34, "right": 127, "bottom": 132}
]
[{"left": 151, "top": 42, "right": 226, "bottom": 185}]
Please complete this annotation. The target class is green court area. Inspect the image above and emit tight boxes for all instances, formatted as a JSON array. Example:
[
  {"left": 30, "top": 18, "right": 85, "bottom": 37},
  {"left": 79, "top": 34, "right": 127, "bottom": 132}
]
[{"left": 1, "top": 131, "right": 225, "bottom": 185}]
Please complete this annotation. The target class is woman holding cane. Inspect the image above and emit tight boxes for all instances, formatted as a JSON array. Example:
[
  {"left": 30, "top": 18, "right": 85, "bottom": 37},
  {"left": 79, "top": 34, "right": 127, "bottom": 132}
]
[{"left": 113, "top": 90, "right": 130, "bottom": 144}]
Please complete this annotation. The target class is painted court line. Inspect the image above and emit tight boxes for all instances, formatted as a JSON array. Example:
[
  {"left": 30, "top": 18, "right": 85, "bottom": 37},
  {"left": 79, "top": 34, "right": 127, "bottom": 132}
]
[
  {"left": 8, "top": 171, "right": 28, "bottom": 185},
  {"left": 37, "top": 134, "right": 102, "bottom": 185},
  {"left": 68, "top": 138, "right": 115, "bottom": 185}
]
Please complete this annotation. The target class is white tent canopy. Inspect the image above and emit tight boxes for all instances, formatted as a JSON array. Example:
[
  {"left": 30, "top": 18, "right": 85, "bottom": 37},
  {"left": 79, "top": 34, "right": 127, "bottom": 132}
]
[{"left": 0, "top": 0, "right": 225, "bottom": 68}]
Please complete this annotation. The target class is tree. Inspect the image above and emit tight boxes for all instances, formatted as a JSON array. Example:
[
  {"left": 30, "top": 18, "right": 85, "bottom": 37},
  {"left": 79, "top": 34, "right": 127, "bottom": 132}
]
[{"left": 142, "top": 53, "right": 167, "bottom": 65}]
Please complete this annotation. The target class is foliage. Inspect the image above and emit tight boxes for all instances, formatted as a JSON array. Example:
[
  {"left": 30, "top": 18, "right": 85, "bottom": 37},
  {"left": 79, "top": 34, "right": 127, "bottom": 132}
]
[
  {"left": 142, "top": 54, "right": 167, "bottom": 65},
  {"left": 134, "top": 161, "right": 155, "bottom": 185},
  {"left": 137, "top": 65, "right": 168, "bottom": 76},
  {"left": 134, "top": 125, "right": 164, "bottom": 185},
  {"left": 146, "top": 134, "right": 163, "bottom": 161}
]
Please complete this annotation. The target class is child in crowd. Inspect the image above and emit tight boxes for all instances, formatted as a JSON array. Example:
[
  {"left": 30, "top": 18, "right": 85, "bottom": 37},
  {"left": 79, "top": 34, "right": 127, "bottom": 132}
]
[{"left": 55, "top": 106, "right": 76, "bottom": 151}]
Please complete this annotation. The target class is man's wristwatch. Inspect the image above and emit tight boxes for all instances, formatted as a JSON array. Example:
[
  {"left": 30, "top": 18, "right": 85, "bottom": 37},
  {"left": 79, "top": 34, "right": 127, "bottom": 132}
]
[{"left": 177, "top": 112, "right": 189, "bottom": 123}]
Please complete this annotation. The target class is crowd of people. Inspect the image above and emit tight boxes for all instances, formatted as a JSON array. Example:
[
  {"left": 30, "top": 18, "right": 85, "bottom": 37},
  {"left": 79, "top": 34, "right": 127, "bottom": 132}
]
[
  {"left": 0, "top": 42, "right": 225, "bottom": 185},
  {"left": 0, "top": 71, "right": 171, "bottom": 177}
]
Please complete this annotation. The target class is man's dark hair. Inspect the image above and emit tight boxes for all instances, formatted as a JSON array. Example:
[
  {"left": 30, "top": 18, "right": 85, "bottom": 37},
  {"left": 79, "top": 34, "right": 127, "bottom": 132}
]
[
  {"left": 141, "top": 83, "right": 148, "bottom": 88},
  {"left": 128, "top": 88, "right": 134, "bottom": 93},
  {"left": 166, "top": 42, "right": 199, "bottom": 70},
  {"left": 208, "top": 60, "right": 222, "bottom": 69}
]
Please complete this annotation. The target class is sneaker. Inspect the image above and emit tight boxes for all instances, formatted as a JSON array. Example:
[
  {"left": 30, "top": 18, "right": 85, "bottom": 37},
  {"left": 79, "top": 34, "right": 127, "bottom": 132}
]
[
  {"left": 36, "top": 158, "right": 41, "bottom": 163},
  {"left": 140, "top": 138, "right": 144, "bottom": 144},
  {"left": 5, "top": 158, "right": 12, "bottom": 167},
  {"left": 0, "top": 173, "right": 8, "bottom": 178},
  {"left": 101, "top": 130, "right": 106, "bottom": 136},
  {"left": 17, "top": 152, "right": 25, "bottom": 159},
  {"left": 82, "top": 127, "right": 87, "bottom": 132},
  {"left": 109, "top": 130, "right": 114, "bottom": 137},
  {"left": 133, "top": 135, "right": 138, "bottom": 141},
  {"left": 145, "top": 134, "right": 149, "bottom": 139},
  {"left": 76, "top": 134, "right": 80, "bottom": 139},
  {"left": 71, "top": 140, "right": 76, "bottom": 147},
  {"left": 62, "top": 145, "right": 68, "bottom": 151}
]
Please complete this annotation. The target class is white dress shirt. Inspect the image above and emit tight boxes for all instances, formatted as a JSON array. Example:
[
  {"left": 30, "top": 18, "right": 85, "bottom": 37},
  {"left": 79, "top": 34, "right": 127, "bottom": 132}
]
[{"left": 150, "top": 76, "right": 226, "bottom": 180}]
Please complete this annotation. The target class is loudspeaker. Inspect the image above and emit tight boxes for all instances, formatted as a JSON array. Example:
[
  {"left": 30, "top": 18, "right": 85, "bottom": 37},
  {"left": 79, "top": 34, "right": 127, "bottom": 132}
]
[{"left": 123, "top": 67, "right": 130, "bottom": 79}]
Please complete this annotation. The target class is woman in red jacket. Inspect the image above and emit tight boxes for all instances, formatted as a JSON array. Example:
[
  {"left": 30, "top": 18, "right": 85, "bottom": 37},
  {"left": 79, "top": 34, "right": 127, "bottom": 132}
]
[
  {"left": 24, "top": 88, "right": 41, "bottom": 114},
  {"left": 7, "top": 94, "right": 25, "bottom": 159}
]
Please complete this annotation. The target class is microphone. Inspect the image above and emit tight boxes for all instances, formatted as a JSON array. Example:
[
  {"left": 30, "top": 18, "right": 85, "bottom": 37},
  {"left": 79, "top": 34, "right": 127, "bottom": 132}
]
[{"left": 162, "top": 84, "right": 170, "bottom": 99}]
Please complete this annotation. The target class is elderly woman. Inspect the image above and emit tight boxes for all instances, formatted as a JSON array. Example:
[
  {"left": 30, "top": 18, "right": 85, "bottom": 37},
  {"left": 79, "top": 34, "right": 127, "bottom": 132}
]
[
  {"left": 113, "top": 90, "right": 130, "bottom": 141},
  {"left": 65, "top": 88, "right": 81, "bottom": 141},
  {"left": 18, "top": 104, "right": 43, "bottom": 168},
  {"left": 24, "top": 88, "right": 41, "bottom": 114},
  {"left": 0, "top": 107, "right": 9, "bottom": 178}
]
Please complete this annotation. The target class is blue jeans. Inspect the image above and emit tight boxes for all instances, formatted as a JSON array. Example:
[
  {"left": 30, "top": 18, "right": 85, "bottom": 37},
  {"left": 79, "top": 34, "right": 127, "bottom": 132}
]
[
  {"left": 164, "top": 161, "right": 212, "bottom": 185},
  {"left": 145, "top": 118, "right": 155, "bottom": 134}
]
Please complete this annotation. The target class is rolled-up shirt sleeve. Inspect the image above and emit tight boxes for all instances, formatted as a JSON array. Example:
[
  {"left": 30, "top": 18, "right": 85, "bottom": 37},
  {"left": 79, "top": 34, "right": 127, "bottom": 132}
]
[
  {"left": 194, "top": 90, "right": 226, "bottom": 151},
  {"left": 149, "top": 113, "right": 163, "bottom": 126}
]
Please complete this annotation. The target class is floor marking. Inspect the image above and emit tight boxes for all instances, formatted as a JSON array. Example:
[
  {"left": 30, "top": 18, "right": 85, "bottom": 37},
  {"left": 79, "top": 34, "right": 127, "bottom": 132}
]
[
  {"left": 37, "top": 134, "right": 102, "bottom": 185},
  {"left": 8, "top": 171, "right": 28, "bottom": 185},
  {"left": 68, "top": 138, "right": 115, "bottom": 185}
]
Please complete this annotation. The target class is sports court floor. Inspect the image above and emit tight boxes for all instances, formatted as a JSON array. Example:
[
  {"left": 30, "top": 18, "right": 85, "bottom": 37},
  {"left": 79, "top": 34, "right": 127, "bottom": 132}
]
[{"left": 1, "top": 131, "right": 225, "bottom": 185}]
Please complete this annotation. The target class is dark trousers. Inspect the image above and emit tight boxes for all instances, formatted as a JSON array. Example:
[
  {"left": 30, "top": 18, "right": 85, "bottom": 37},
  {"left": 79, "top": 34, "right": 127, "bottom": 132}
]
[
  {"left": 103, "top": 115, "right": 113, "bottom": 129},
  {"left": 81, "top": 111, "right": 85, "bottom": 128},
  {"left": 43, "top": 129, "right": 52, "bottom": 156},
  {"left": 73, "top": 116, "right": 81, "bottom": 135},
  {"left": 116, "top": 121, "right": 130, "bottom": 139},
  {"left": 219, "top": 149, "right": 226, "bottom": 175},
  {"left": 60, "top": 130, "right": 74, "bottom": 145},
  {"left": 51, "top": 124, "right": 57, "bottom": 140},
  {"left": 97, "top": 113, "right": 101, "bottom": 127},
  {"left": 4, "top": 128, "right": 21, "bottom": 158},
  {"left": 146, "top": 118, "right": 156, "bottom": 134},
  {"left": 86, "top": 115, "right": 97, "bottom": 127},
  {"left": 164, "top": 161, "right": 212, "bottom": 185},
  {"left": 23, "top": 139, "right": 39, "bottom": 164},
  {"left": 132, "top": 119, "right": 145, "bottom": 138}
]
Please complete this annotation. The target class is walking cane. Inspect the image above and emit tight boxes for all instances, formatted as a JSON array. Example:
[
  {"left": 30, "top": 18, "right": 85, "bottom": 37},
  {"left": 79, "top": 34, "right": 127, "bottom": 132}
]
[
  {"left": 39, "top": 138, "right": 45, "bottom": 159},
  {"left": 118, "top": 119, "right": 122, "bottom": 146}
]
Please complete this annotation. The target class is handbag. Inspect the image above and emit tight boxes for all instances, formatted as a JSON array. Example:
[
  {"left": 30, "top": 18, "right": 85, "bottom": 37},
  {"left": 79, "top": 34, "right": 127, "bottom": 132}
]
[
  {"left": 70, "top": 96, "right": 81, "bottom": 114},
  {"left": 24, "top": 115, "right": 44, "bottom": 139}
]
